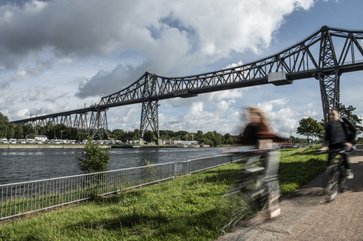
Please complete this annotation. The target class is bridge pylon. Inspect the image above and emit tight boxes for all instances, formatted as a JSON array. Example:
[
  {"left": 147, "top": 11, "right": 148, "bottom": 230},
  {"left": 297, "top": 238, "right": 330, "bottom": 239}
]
[
  {"left": 88, "top": 108, "right": 109, "bottom": 139},
  {"left": 317, "top": 26, "right": 340, "bottom": 121},
  {"left": 140, "top": 73, "right": 160, "bottom": 145}
]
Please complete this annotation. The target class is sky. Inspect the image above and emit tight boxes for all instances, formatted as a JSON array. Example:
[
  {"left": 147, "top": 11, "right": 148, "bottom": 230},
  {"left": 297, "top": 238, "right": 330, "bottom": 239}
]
[{"left": 0, "top": 0, "right": 363, "bottom": 138}]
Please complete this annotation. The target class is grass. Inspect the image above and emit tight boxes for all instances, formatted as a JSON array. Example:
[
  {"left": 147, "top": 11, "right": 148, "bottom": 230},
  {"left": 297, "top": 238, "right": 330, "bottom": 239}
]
[
  {"left": 279, "top": 146, "right": 327, "bottom": 194},
  {"left": 0, "top": 147, "right": 327, "bottom": 241}
]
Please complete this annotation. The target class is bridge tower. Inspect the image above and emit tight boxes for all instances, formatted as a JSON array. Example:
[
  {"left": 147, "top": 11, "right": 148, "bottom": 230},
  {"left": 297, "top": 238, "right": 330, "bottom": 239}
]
[
  {"left": 140, "top": 73, "right": 160, "bottom": 145},
  {"left": 317, "top": 26, "right": 341, "bottom": 121},
  {"left": 89, "top": 108, "right": 108, "bottom": 139}
]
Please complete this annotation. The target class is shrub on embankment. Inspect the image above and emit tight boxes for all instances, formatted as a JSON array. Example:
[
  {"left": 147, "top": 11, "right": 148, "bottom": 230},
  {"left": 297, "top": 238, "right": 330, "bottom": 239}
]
[{"left": 0, "top": 147, "right": 325, "bottom": 241}]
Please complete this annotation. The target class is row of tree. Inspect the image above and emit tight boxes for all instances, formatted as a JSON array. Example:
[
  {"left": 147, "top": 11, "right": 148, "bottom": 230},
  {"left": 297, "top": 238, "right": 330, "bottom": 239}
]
[{"left": 2, "top": 103, "right": 362, "bottom": 146}]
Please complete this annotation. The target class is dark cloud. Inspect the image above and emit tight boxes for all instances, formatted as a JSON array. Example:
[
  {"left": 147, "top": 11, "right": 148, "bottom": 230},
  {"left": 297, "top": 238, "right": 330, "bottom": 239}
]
[
  {"left": 0, "top": 0, "right": 157, "bottom": 68},
  {"left": 76, "top": 64, "right": 145, "bottom": 98}
]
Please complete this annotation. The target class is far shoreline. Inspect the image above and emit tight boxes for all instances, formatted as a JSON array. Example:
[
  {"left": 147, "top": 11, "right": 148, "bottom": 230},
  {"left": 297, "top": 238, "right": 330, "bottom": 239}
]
[
  {"left": 0, "top": 144, "right": 103, "bottom": 149},
  {"left": 0, "top": 144, "right": 206, "bottom": 149}
]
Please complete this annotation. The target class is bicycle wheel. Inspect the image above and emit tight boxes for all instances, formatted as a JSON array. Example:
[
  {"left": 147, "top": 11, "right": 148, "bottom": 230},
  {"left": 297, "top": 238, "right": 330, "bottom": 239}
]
[
  {"left": 338, "top": 166, "right": 348, "bottom": 193},
  {"left": 323, "top": 165, "right": 339, "bottom": 202}
]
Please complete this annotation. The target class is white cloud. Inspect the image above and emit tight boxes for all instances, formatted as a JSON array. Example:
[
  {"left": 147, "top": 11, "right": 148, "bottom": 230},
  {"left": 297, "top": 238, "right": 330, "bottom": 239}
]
[
  {"left": 0, "top": 0, "right": 314, "bottom": 92},
  {"left": 0, "top": 0, "right": 327, "bottom": 138},
  {"left": 209, "top": 89, "right": 244, "bottom": 101},
  {"left": 191, "top": 102, "right": 204, "bottom": 114},
  {"left": 224, "top": 61, "right": 244, "bottom": 69},
  {"left": 250, "top": 98, "right": 301, "bottom": 136},
  {"left": 217, "top": 101, "right": 229, "bottom": 113}
]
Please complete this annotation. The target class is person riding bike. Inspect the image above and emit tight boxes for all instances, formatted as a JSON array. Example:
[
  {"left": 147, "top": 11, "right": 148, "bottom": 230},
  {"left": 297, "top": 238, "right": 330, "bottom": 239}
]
[
  {"left": 239, "top": 107, "right": 282, "bottom": 218},
  {"left": 320, "top": 109, "right": 356, "bottom": 179}
]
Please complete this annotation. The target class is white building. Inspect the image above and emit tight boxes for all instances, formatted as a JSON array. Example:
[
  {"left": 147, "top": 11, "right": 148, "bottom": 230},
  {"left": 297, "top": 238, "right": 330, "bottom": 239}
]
[{"left": 34, "top": 135, "right": 48, "bottom": 143}]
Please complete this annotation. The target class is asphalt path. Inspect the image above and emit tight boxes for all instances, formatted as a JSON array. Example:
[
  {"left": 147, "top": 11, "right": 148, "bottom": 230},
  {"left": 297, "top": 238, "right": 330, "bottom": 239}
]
[{"left": 217, "top": 154, "right": 363, "bottom": 241}]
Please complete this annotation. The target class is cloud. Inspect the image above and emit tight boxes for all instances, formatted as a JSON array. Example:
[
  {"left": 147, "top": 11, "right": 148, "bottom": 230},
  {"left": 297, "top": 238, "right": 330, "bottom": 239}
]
[
  {"left": 160, "top": 100, "right": 241, "bottom": 134},
  {"left": 249, "top": 98, "right": 297, "bottom": 136},
  {"left": 0, "top": 0, "right": 314, "bottom": 95},
  {"left": 1, "top": 0, "right": 323, "bottom": 137},
  {"left": 209, "top": 89, "right": 245, "bottom": 102},
  {"left": 106, "top": 106, "right": 141, "bottom": 131},
  {"left": 76, "top": 64, "right": 146, "bottom": 98}
]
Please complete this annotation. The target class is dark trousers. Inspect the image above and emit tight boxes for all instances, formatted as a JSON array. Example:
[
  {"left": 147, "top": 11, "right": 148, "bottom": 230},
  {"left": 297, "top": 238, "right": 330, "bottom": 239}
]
[{"left": 328, "top": 143, "right": 351, "bottom": 170}]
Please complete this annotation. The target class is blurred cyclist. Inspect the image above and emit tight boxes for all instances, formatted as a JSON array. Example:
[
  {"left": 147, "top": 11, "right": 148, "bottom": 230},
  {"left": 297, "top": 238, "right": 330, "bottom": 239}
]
[
  {"left": 239, "top": 107, "right": 282, "bottom": 218},
  {"left": 320, "top": 109, "right": 355, "bottom": 179}
]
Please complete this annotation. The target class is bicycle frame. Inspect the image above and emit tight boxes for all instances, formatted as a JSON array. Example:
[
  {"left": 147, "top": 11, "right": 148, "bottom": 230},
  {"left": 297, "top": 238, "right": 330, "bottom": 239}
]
[
  {"left": 322, "top": 149, "right": 349, "bottom": 202},
  {"left": 230, "top": 148, "right": 281, "bottom": 216}
]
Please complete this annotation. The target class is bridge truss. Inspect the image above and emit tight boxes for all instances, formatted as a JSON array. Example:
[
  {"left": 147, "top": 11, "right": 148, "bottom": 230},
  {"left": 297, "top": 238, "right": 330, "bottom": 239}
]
[
  {"left": 11, "top": 26, "right": 363, "bottom": 140},
  {"left": 15, "top": 107, "right": 108, "bottom": 138}
]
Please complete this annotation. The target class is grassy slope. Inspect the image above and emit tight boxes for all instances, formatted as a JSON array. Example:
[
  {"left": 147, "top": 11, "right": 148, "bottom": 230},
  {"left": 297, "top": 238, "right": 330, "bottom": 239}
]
[{"left": 0, "top": 147, "right": 326, "bottom": 241}]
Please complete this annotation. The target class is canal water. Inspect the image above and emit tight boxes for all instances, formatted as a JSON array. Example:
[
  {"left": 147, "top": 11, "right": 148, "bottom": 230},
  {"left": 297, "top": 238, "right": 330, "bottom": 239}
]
[{"left": 0, "top": 147, "right": 227, "bottom": 184}]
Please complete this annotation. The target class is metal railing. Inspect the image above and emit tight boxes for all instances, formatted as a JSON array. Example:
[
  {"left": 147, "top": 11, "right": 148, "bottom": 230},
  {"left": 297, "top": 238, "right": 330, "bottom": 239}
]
[{"left": 0, "top": 153, "right": 244, "bottom": 220}]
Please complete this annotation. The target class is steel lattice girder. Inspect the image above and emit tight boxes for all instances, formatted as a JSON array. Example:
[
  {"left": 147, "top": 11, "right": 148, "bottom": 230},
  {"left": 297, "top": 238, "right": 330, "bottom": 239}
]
[
  {"left": 317, "top": 27, "right": 341, "bottom": 121},
  {"left": 140, "top": 74, "right": 160, "bottom": 139},
  {"left": 22, "top": 109, "right": 108, "bottom": 138},
  {"left": 97, "top": 26, "right": 363, "bottom": 110},
  {"left": 140, "top": 100, "right": 159, "bottom": 139},
  {"left": 11, "top": 26, "right": 363, "bottom": 136}
]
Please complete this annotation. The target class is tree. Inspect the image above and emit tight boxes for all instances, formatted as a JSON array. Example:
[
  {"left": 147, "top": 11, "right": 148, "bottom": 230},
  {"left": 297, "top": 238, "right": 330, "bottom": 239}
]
[
  {"left": 112, "top": 129, "right": 126, "bottom": 141},
  {"left": 23, "top": 124, "right": 35, "bottom": 138},
  {"left": 160, "top": 130, "right": 174, "bottom": 140},
  {"left": 14, "top": 125, "right": 24, "bottom": 139},
  {"left": 0, "top": 112, "right": 9, "bottom": 137},
  {"left": 7, "top": 124, "right": 15, "bottom": 139},
  {"left": 195, "top": 130, "right": 204, "bottom": 143},
  {"left": 204, "top": 131, "right": 223, "bottom": 147},
  {"left": 78, "top": 138, "right": 110, "bottom": 173},
  {"left": 176, "top": 130, "right": 188, "bottom": 141},
  {"left": 223, "top": 133, "right": 235, "bottom": 145},
  {"left": 143, "top": 130, "right": 155, "bottom": 143},
  {"left": 132, "top": 129, "right": 141, "bottom": 140},
  {"left": 297, "top": 117, "right": 324, "bottom": 144},
  {"left": 336, "top": 103, "right": 363, "bottom": 135}
]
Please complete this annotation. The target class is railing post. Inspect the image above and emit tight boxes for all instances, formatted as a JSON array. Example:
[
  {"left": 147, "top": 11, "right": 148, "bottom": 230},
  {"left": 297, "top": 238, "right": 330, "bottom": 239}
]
[
  {"left": 174, "top": 162, "right": 177, "bottom": 178},
  {"left": 187, "top": 160, "right": 191, "bottom": 175}
]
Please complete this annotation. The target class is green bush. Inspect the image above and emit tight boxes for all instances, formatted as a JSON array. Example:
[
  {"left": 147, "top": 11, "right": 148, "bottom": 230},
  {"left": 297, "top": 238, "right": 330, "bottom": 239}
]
[{"left": 78, "top": 138, "right": 110, "bottom": 173}]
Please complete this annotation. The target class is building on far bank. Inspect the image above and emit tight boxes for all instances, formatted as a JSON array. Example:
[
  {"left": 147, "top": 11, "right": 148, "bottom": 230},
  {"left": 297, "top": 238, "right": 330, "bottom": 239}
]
[
  {"left": 0, "top": 138, "right": 8, "bottom": 144},
  {"left": 169, "top": 140, "right": 199, "bottom": 147},
  {"left": 34, "top": 135, "right": 48, "bottom": 143}
]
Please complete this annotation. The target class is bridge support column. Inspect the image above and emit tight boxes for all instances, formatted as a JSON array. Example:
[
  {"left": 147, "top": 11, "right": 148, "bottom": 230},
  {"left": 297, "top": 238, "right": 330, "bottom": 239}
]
[
  {"left": 317, "top": 26, "right": 340, "bottom": 122},
  {"left": 140, "top": 100, "right": 160, "bottom": 145},
  {"left": 139, "top": 73, "right": 160, "bottom": 145},
  {"left": 317, "top": 72, "right": 340, "bottom": 121},
  {"left": 89, "top": 109, "right": 108, "bottom": 139}
]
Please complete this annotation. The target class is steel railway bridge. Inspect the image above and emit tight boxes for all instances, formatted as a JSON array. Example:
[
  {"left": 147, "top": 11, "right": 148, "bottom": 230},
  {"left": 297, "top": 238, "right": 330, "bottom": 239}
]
[{"left": 11, "top": 26, "right": 363, "bottom": 142}]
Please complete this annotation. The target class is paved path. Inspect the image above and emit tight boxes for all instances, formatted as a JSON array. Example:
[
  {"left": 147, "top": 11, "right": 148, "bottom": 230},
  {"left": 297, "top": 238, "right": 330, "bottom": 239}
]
[{"left": 217, "top": 155, "right": 363, "bottom": 241}]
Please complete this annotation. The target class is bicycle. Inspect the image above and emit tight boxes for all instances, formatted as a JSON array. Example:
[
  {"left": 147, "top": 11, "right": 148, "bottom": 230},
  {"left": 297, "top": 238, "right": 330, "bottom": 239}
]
[
  {"left": 319, "top": 148, "right": 352, "bottom": 202},
  {"left": 228, "top": 148, "right": 281, "bottom": 218}
]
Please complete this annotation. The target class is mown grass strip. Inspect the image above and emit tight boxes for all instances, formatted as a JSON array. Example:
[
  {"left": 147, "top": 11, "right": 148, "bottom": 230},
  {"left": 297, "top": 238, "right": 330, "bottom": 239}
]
[
  {"left": 0, "top": 147, "right": 326, "bottom": 241},
  {"left": 279, "top": 146, "right": 326, "bottom": 194}
]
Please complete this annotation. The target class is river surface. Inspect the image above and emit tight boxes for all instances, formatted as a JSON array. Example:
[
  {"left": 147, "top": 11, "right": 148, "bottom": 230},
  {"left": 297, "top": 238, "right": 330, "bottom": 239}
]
[{"left": 0, "top": 147, "right": 228, "bottom": 184}]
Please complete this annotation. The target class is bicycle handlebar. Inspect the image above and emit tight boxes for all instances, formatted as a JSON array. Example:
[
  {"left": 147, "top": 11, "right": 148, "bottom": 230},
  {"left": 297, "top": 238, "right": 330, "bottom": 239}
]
[
  {"left": 226, "top": 148, "right": 277, "bottom": 156},
  {"left": 317, "top": 147, "right": 354, "bottom": 154}
]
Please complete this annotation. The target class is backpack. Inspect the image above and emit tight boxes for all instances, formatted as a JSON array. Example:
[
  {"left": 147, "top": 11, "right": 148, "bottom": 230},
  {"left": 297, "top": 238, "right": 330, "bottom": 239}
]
[{"left": 341, "top": 117, "right": 357, "bottom": 144}]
